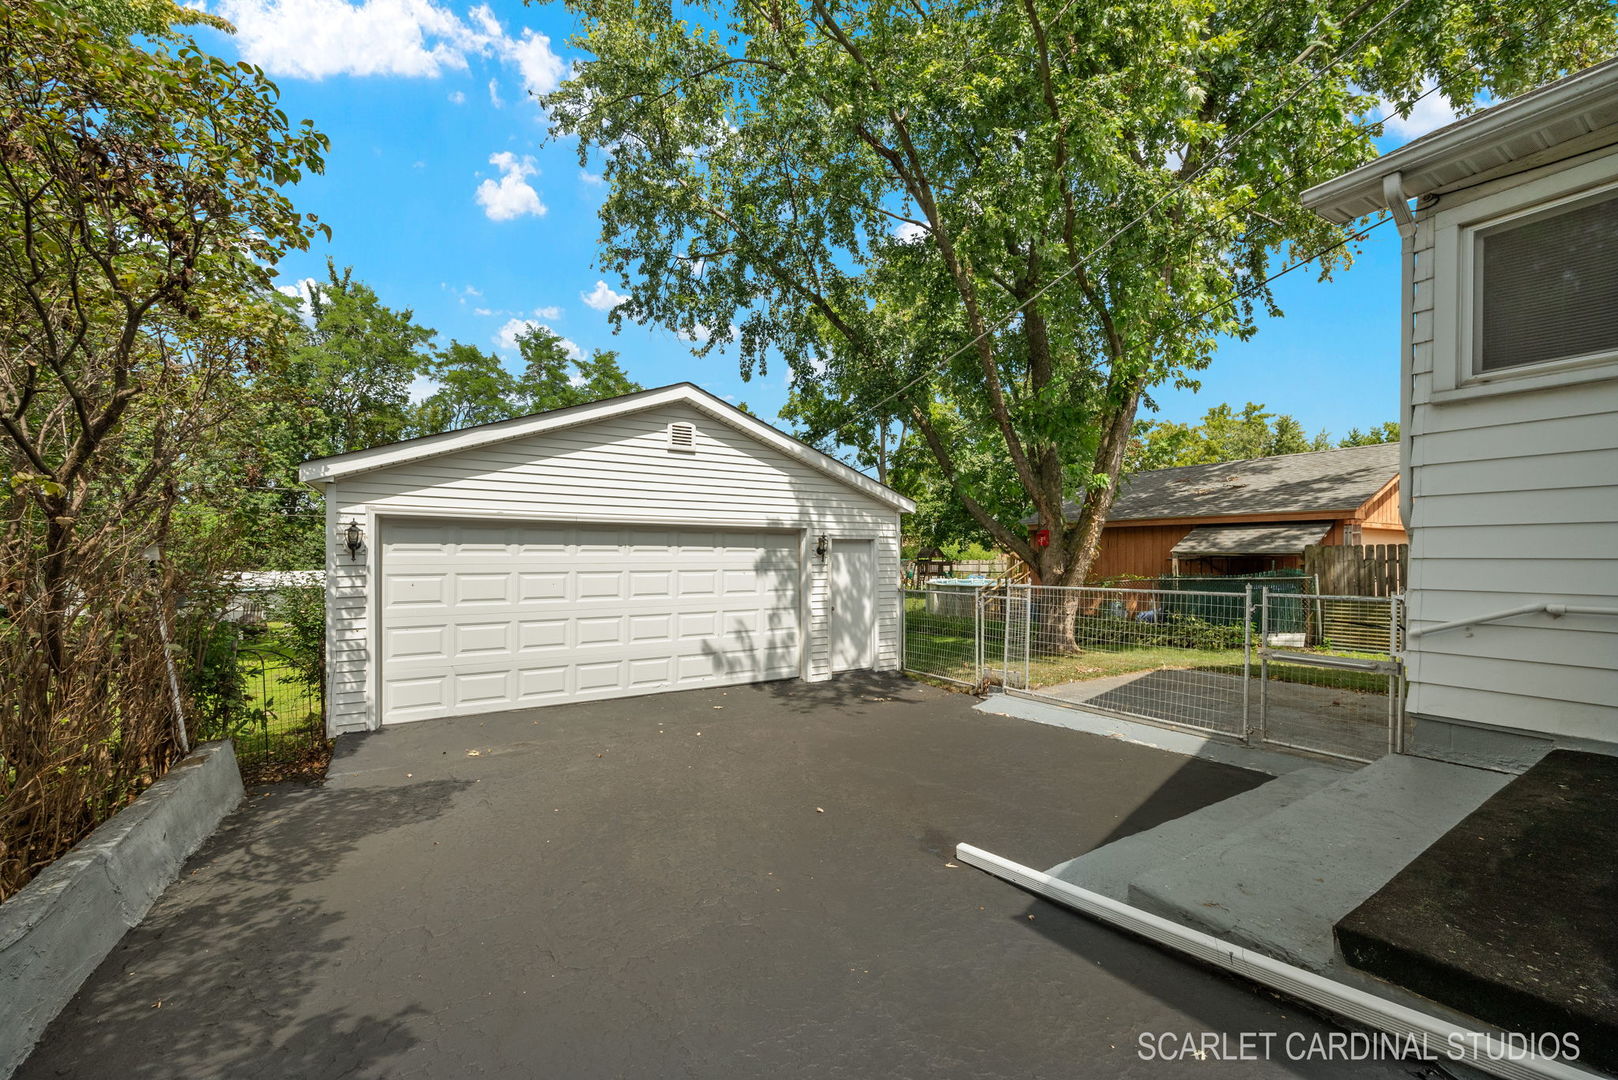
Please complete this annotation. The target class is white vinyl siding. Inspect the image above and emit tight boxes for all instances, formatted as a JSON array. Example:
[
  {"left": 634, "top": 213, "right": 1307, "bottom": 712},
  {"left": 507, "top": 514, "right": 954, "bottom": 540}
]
[
  {"left": 1404, "top": 147, "right": 1618, "bottom": 742},
  {"left": 320, "top": 400, "right": 902, "bottom": 734}
]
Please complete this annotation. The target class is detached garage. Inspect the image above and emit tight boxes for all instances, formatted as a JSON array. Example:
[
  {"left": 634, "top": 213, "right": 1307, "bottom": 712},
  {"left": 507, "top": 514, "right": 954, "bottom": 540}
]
[{"left": 298, "top": 383, "right": 913, "bottom": 734}]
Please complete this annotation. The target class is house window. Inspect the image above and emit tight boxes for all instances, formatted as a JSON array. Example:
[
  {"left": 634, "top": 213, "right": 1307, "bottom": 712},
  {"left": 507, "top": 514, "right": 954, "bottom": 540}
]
[{"left": 1474, "top": 190, "right": 1618, "bottom": 373}]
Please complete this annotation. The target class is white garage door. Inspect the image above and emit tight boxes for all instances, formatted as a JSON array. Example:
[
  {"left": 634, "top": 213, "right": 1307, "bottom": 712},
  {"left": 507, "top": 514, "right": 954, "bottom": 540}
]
[{"left": 379, "top": 519, "right": 800, "bottom": 723}]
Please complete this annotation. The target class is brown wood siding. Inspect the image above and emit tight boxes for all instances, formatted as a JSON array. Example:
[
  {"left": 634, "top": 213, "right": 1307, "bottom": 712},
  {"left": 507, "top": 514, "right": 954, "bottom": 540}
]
[
  {"left": 1087, "top": 524, "right": 1191, "bottom": 581},
  {"left": 1353, "top": 476, "right": 1405, "bottom": 531}
]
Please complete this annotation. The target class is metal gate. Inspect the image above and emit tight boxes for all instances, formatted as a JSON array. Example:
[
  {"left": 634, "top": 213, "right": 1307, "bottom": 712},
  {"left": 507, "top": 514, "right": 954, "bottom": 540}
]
[{"left": 902, "top": 583, "right": 1403, "bottom": 763}]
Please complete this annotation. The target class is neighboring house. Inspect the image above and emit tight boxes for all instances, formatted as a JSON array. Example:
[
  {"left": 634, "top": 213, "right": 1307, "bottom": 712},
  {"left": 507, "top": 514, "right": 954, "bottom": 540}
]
[
  {"left": 1027, "top": 443, "right": 1403, "bottom": 581},
  {"left": 297, "top": 383, "right": 913, "bottom": 735},
  {"left": 225, "top": 570, "right": 324, "bottom": 624},
  {"left": 1303, "top": 58, "right": 1618, "bottom": 755}
]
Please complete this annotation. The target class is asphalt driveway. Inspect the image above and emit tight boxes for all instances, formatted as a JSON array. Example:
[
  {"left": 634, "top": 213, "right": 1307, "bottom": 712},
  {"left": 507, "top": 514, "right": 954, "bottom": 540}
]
[{"left": 21, "top": 674, "right": 1411, "bottom": 1079}]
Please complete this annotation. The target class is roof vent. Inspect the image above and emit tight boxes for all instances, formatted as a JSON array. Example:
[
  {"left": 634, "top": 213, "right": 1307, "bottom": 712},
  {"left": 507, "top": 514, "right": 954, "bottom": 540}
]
[{"left": 666, "top": 421, "right": 697, "bottom": 452}]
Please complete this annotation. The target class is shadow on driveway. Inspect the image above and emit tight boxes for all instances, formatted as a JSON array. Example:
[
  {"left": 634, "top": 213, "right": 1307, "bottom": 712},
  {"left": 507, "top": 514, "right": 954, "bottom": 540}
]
[{"left": 21, "top": 674, "right": 1409, "bottom": 1079}]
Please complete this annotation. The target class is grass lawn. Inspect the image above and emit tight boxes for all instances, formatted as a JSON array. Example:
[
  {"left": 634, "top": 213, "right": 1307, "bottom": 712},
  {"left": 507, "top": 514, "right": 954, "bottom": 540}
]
[
  {"left": 231, "top": 644, "right": 329, "bottom": 780},
  {"left": 903, "top": 597, "right": 1389, "bottom": 695}
]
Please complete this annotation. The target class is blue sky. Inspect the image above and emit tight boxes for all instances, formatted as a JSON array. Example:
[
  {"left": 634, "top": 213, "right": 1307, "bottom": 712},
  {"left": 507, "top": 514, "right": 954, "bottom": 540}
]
[{"left": 194, "top": 0, "right": 1461, "bottom": 442}]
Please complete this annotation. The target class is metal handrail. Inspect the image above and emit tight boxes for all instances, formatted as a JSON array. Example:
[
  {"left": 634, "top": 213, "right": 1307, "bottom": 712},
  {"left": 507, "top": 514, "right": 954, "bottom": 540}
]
[{"left": 1407, "top": 603, "right": 1618, "bottom": 639}]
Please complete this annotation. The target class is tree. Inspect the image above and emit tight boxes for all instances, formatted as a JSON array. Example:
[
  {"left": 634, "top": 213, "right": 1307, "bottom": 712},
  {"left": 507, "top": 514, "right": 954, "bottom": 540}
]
[
  {"left": 0, "top": 0, "right": 326, "bottom": 896},
  {"left": 283, "top": 260, "right": 436, "bottom": 457},
  {"left": 1339, "top": 421, "right": 1399, "bottom": 446},
  {"left": 511, "top": 324, "right": 642, "bottom": 413},
  {"left": 1129, "top": 402, "right": 1334, "bottom": 469},
  {"left": 547, "top": 0, "right": 1612, "bottom": 645},
  {"left": 413, "top": 341, "right": 518, "bottom": 433}
]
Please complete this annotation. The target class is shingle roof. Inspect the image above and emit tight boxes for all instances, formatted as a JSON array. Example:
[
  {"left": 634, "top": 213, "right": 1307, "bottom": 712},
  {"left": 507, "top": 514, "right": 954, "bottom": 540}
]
[
  {"left": 1170, "top": 522, "right": 1334, "bottom": 557},
  {"left": 1030, "top": 442, "right": 1400, "bottom": 524}
]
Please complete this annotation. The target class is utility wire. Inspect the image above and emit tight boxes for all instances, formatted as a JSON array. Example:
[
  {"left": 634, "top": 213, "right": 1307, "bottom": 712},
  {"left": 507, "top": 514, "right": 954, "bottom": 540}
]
[
  {"left": 817, "top": 2, "right": 1418, "bottom": 437},
  {"left": 824, "top": 4, "right": 1569, "bottom": 438}
]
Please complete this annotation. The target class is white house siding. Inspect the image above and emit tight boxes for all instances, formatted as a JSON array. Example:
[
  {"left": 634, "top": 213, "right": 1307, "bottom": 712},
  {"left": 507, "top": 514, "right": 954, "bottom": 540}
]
[
  {"left": 1403, "top": 149, "right": 1618, "bottom": 743},
  {"left": 319, "top": 400, "right": 901, "bottom": 735}
]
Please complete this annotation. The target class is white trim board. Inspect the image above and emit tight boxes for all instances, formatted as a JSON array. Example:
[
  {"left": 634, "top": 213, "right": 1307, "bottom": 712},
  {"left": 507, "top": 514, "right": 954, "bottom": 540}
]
[{"left": 298, "top": 382, "right": 915, "bottom": 514}]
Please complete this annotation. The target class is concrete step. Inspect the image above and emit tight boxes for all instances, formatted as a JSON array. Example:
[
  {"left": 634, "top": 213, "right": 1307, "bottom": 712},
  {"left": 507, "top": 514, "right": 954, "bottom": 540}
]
[
  {"left": 1336, "top": 749, "right": 1618, "bottom": 1074},
  {"left": 1045, "top": 767, "right": 1345, "bottom": 901},
  {"left": 1126, "top": 754, "right": 1512, "bottom": 972}
]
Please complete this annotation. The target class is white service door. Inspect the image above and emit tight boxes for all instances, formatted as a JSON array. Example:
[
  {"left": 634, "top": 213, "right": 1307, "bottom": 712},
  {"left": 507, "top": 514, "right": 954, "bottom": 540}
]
[
  {"left": 379, "top": 519, "right": 800, "bottom": 723},
  {"left": 829, "top": 539, "right": 875, "bottom": 672}
]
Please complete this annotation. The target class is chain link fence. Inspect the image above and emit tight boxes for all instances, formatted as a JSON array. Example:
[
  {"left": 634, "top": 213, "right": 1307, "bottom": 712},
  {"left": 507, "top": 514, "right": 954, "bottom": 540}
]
[
  {"left": 903, "top": 581, "right": 1403, "bottom": 763},
  {"left": 1256, "top": 591, "right": 1402, "bottom": 762}
]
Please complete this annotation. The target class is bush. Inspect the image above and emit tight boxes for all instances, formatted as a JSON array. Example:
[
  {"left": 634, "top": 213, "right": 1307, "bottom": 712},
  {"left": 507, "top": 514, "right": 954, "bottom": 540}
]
[
  {"left": 1073, "top": 613, "right": 1247, "bottom": 652},
  {"left": 268, "top": 585, "right": 325, "bottom": 689}
]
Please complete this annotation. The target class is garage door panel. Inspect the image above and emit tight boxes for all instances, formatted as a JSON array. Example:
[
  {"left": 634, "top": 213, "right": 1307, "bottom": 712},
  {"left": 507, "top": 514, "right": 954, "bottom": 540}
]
[
  {"left": 453, "top": 621, "right": 511, "bottom": 657},
  {"left": 518, "top": 619, "right": 568, "bottom": 651},
  {"left": 678, "top": 611, "right": 718, "bottom": 639},
  {"left": 386, "top": 574, "right": 448, "bottom": 609},
  {"left": 386, "top": 674, "right": 449, "bottom": 716},
  {"left": 518, "top": 665, "right": 568, "bottom": 700},
  {"left": 629, "top": 571, "right": 672, "bottom": 598},
  {"left": 386, "top": 624, "right": 449, "bottom": 661},
  {"left": 678, "top": 570, "right": 718, "bottom": 596},
  {"left": 381, "top": 520, "right": 801, "bottom": 724},
  {"left": 629, "top": 613, "right": 672, "bottom": 642},
  {"left": 518, "top": 572, "right": 568, "bottom": 602},
  {"left": 629, "top": 657, "right": 672, "bottom": 687},
  {"left": 454, "top": 669, "right": 513, "bottom": 708},
  {"left": 576, "top": 615, "right": 623, "bottom": 646},
  {"left": 575, "top": 659, "right": 624, "bottom": 691},
  {"left": 455, "top": 573, "right": 512, "bottom": 605}
]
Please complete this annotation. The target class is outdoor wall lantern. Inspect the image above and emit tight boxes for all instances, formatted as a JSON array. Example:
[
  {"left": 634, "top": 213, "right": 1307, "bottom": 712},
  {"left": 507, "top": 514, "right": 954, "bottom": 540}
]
[
  {"left": 815, "top": 534, "right": 829, "bottom": 559},
  {"left": 343, "top": 520, "right": 365, "bottom": 561}
]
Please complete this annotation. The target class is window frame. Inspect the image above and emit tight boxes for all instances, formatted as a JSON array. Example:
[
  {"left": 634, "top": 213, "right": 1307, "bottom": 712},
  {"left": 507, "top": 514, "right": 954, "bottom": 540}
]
[{"left": 1432, "top": 153, "right": 1618, "bottom": 401}]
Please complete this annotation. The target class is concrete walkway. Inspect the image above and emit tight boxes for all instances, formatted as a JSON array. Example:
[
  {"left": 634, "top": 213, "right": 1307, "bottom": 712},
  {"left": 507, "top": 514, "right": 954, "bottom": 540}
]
[
  {"left": 19, "top": 674, "right": 1409, "bottom": 1079},
  {"left": 1037, "top": 668, "right": 1391, "bottom": 761}
]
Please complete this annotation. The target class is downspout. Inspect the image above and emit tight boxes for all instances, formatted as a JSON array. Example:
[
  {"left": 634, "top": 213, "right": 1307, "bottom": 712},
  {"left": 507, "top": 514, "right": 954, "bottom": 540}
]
[{"left": 1384, "top": 171, "right": 1417, "bottom": 536}]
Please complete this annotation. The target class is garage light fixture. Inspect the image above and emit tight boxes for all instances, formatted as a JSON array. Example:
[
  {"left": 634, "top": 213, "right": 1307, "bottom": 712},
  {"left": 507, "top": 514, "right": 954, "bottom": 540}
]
[
  {"left": 815, "top": 534, "right": 829, "bottom": 559},
  {"left": 343, "top": 520, "right": 364, "bottom": 561}
]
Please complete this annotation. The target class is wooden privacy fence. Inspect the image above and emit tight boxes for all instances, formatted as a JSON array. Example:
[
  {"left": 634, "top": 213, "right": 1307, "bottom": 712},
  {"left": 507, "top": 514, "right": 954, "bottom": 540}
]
[{"left": 1304, "top": 543, "right": 1408, "bottom": 597}]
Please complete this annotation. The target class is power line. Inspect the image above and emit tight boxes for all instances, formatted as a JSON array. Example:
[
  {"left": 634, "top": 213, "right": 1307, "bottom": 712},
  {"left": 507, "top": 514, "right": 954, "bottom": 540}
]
[
  {"left": 823, "top": 5, "right": 1573, "bottom": 437},
  {"left": 816, "top": 2, "right": 1418, "bottom": 436}
]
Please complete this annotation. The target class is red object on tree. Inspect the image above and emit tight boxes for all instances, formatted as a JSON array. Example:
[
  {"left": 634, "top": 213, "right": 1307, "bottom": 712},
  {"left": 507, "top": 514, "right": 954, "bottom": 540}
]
[{"left": 1034, "top": 528, "right": 1051, "bottom": 548}]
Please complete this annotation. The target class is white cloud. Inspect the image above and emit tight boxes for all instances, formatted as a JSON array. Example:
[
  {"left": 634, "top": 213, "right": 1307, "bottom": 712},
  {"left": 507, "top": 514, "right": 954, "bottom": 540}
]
[
  {"left": 1378, "top": 81, "right": 1464, "bottom": 141},
  {"left": 276, "top": 276, "right": 318, "bottom": 322},
  {"left": 475, "top": 151, "right": 546, "bottom": 221},
  {"left": 580, "top": 169, "right": 603, "bottom": 185},
  {"left": 219, "top": 0, "right": 485, "bottom": 79},
  {"left": 217, "top": 0, "right": 566, "bottom": 109},
  {"left": 504, "top": 28, "right": 565, "bottom": 99},
  {"left": 892, "top": 220, "right": 928, "bottom": 243},
  {"left": 581, "top": 280, "right": 626, "bottom": 311},
  {"left": 487, "top": 77, "right": 505, "bottom": 107},
  {"left": 448, "top": 89, "right": 465, "bottom": 104},
  {"left": 473, "top": 307, "right": 494, "bottom": 316},
  {"left": 533, "top": 305, "right": 562, "bottom": 320},
  {"left": 407, "top": 374, "right": 441, "bottom": 403},
  {"left": 495, "top": 318, "right": 581, "bottom": 360}
]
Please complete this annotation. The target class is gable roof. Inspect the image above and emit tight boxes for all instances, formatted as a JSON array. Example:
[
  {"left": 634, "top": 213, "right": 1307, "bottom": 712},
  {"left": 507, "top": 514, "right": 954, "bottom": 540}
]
[
  {"left": 297, "top": 382, "right": 916, "bottom": 513},
  {"left": 1028, "top": 442, "right": 1400, "bottom": 524},
  {"left": 1303, "top": 58, "right": 1618, "bottom": 224}
]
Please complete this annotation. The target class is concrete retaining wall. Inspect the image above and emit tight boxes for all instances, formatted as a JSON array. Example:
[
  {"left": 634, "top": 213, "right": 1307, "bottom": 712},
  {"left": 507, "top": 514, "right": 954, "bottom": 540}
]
[{"left": 0, "top": 740, "right": 243, "bottom": 1079}]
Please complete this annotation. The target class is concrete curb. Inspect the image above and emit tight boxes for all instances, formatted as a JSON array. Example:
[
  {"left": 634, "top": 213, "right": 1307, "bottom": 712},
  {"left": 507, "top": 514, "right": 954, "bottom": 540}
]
[{"left": 0, "top": 740, "right": 244, "bottom": 1080}]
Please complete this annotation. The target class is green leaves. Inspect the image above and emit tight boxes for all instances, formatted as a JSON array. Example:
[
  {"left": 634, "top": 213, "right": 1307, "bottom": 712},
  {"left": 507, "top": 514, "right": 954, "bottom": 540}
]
[{"left": 548, "top": 0, "right": 1611, "bottom": 577}]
